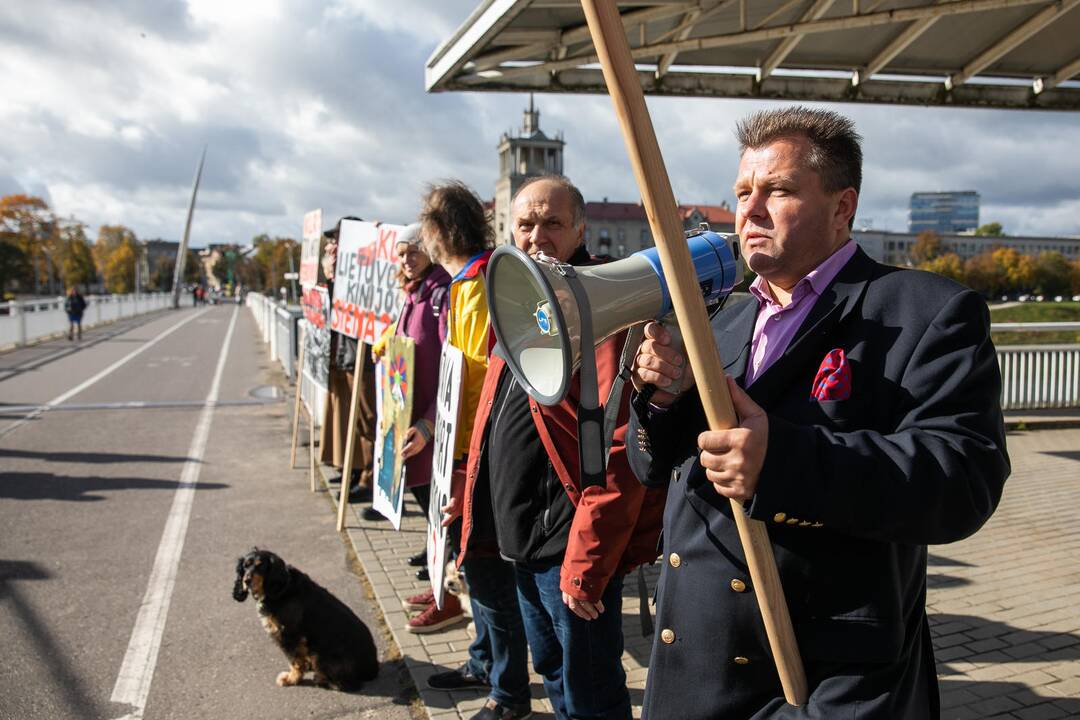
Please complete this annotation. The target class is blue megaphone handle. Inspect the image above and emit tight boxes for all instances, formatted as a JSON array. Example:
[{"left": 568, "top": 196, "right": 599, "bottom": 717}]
[{"left": 635, "top": 230, "right": 740, "bottom": 317}]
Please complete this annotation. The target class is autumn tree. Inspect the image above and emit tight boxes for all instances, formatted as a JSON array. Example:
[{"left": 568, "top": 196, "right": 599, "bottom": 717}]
[
  {"left": 149, "top": 249, "right": 202, "bottom": 291},
  {"left": 921, "top": 253, "right": 965, "bottom": 284},
  {"left": 0, "top": 194, "right": 57, "bottom": 294},
  {"left": 56, "top": 221, "right": 97, "bottom": 290},
  {"left": 911, "top": 230, "right": 943, "bottom": 265},
  {"left": 974, "top": 222, "right": 1005, "bottom": 237},
  {"left": 251, "top": 234, "right": 300, "bottom": 297},
  {"left": 1031, "top": 251, "right": 1072, "bottom": 297},
  {"left": 994, "top": 247, "right": 1035, "bottom": 293},
  {"left": 94, "top": 225, "right": 139, "bottom": 293}
]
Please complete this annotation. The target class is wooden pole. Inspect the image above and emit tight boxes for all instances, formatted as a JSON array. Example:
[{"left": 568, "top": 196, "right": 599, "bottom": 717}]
[
  {"left": 335, "top": 346, "right": 366, "bottom": 532},
  {"left": 289, "top": 324, "right": 307, "bottom": 469},
  {"left": 309, "top": 405, "right": 317, "bottom": 492},
  {"left": 580, "top": 0, "right": 807, "bottom": 705}
]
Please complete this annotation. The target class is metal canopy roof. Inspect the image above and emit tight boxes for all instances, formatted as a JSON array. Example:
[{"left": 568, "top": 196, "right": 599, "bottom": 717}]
[{"left": 426, "top": 0, "right": 1080, "bottom": 111}]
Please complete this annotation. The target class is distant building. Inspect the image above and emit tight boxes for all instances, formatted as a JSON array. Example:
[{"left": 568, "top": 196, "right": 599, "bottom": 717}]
[
  {"left": 492, "top": 99, "right": 736, "bottom": 256},
  {"left": 141, "top": 239, "right": 179, "bottom": 291},
  {"left": 584, "top": 201, "right": 735, "bottom": 258},
  {"left": 493, "top": 96, "right": 565, "bottom": 244},
  {"left": 856, "top": 229, "right": 1080, "bottom": 266},
  {"left": 909, "top": 191, "right": 980, "bottom": 234}
]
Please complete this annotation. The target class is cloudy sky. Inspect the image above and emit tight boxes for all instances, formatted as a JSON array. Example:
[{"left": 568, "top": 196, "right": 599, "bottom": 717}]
[{"left": 2, "top": 0, "right": 1078, "bottom": 247}]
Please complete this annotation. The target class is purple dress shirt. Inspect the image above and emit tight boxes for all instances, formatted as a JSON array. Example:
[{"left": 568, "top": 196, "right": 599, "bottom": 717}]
[{"left": 744, "top": 240, "right": 856, "bottom": 387}]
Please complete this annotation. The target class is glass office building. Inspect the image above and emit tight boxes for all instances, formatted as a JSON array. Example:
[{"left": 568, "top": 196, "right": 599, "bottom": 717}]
[{"left": 909, "top": 191, "right": 980, "bottom": 234}]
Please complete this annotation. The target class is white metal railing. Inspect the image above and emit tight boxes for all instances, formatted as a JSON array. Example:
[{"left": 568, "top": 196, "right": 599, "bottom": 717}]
[
  {"left": 997, "top": 345, "right": 1080, "bottom": 411},
  {"left": 0, "top": 293, "right": 177, "bottom": 349},
  {"left": 239, "top": 303, "right": 1080, "bottom": 411},
  {"left": 246, "top": 293, "right": 300, "bottom": 379}
]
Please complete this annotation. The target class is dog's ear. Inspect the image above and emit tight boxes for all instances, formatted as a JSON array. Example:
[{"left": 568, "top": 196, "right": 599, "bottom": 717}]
[
  {"left": 263, "top": 553, "right": 291, "bottom": 600},
  {"left": 232, "top": 556, "right": 249, "bottom": 602}
]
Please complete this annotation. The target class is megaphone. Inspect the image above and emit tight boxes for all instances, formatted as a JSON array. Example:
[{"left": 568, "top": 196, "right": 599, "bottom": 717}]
[{"left": 487, "top": 225, "right": 742, "bottom": 406}]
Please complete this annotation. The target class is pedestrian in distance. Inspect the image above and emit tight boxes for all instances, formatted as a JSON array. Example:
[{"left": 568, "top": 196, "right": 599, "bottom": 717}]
[
  {"left": 629, "top": 106, "right": 1010, "bottom": 719},
  {"left": 458, "top": 175, "right": 665, "bottom": 720},
  {"left": 65, "top": 286, "right": 87, "bottom": 340}
]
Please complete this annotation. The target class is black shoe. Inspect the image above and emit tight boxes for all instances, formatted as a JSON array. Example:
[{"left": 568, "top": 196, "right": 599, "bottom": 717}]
[
  {"left": 415, "top": 567, "right": 430, "bottom": 581},
  {"left": 426, "top": 663, "right": 490, "bottom": 691},
  {"left": 407, "top": 549, "right": 427, "bottom": 567},
  {"left": 349, "top": 484, "right": 372, "bottom": 503},
  {"left": 361, "top": 505, "right": 384, "bottom": 521},
  {"left": 470, "top": 701, "right": 533, "bottom": 720}
]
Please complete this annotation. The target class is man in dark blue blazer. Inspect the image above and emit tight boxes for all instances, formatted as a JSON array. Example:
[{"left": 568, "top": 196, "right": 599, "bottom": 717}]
[{"left": 629, "top": 107, "right": 1009, "bottom": 719}]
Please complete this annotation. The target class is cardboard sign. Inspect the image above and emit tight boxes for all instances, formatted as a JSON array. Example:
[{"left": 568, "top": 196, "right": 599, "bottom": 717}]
[
  {"left": 300, "top": 209, "right": 322, "bottom": 289},
  {"left": 372, "top": 336, "right": 415, "bottom": 530},
  {"left": 427, "top": 344, "right": 464, "bottom": 609},
  {"left": 300, "top": 286, "right": 330, "bottom": 420},
  {"left": 329, "top": 220, "right": 405, "bottom": 344}
]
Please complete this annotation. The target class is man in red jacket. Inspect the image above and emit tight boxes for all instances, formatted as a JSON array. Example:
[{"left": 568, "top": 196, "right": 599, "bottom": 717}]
[{"left": 458, "top": 176, "right": 665, "bottom": 720}]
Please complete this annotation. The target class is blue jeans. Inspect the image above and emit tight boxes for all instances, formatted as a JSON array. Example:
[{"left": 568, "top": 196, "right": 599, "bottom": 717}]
[
  {"left": 461, "top": 554, "right": 531, "bottom": 709},
  {"left": 515, "top": 563, "right": 631, "bottom": 720}
]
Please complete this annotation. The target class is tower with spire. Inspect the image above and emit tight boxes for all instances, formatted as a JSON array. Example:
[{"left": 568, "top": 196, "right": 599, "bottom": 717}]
[{"left": 493, "top": 94, "right": 565, "bottom": 244}]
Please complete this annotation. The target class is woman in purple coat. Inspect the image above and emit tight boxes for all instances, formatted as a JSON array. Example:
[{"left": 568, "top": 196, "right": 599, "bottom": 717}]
[{"left": 381, "top": 224, "right": 451, "bottom": 570}]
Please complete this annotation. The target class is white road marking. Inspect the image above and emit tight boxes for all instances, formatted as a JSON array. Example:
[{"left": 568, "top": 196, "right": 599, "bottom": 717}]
[
  {"left": 0, "top": 308, "right": 211, "bottom": 440},
  {"left": 109, "top": 305, "right": 239, "bottom": 720}
]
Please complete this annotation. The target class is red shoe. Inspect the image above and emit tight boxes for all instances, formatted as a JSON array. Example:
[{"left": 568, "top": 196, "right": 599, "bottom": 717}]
[
  {"left": 402, "top": 588, "right": 435, "bottom": 612},
  {"left": 405, "top": 593, "right": 465, "bottom": 633}
]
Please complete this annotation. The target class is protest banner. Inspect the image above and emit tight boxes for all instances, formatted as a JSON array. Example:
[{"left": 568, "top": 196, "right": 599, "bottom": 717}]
[
  {"left": 371, "top": 336, "right": 414, "bottom": 529},
  {"left": 335, "top": 219, "right": 405, "bottom": 531},
  {"left": 426, "top": 344, "right": 464, "bottom": 609},
  {"left": 329, "top": 219, "right": 405, "bottom": 345},
  {"left": 290, "top": 208, "right": 323, "bottom": 479},
  {"left": 300, "top": 286, "right": 330, "bottom": 418},
  {"left": 299, "top": 208, "right": 322, "bottom": 289}
]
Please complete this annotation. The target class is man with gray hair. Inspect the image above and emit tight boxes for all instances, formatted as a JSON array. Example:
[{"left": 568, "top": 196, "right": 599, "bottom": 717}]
[
  {"left": 457, "top": 175, "right": 665, "bottom": 720},
  {"left": 630, "top": 107, "right": 1009, "bottom": 717}
]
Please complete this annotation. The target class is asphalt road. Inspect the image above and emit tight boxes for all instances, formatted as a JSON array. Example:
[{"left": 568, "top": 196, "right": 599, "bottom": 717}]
[{"left": 0, "top": 304, "right": 416, "bottom": 720}]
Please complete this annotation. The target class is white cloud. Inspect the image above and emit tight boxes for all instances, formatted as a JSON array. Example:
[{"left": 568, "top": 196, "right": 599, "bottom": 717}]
[{"left": 0, "top": 0, "right": 1077, "bottom": 252}]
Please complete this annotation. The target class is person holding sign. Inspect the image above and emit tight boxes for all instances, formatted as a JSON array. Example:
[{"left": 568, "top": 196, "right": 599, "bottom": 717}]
[
  {"left": 371, "top": 225, "right": 452, "bottom": 569},
  {"left": 458, "top": 176, "right": 664, "bottom": 720},
  {"left": 628, "top": 107, "right": 1009, "bottom": 719},
  {"left": 413, "top": 181, "right": 533, "bottom": 720},
  {"left": 319, "top": 216, "right": 377, "bottom": 503}
]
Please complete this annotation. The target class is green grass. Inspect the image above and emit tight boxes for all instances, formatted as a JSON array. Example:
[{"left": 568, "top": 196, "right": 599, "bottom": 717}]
[{"left": 990, "top": 301, "right": 1080, "bottom": 346}]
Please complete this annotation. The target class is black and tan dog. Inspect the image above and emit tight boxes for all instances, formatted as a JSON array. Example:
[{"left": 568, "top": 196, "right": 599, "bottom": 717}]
[{"left": 232, "top": 548, "right": 378, "bottom": 690}]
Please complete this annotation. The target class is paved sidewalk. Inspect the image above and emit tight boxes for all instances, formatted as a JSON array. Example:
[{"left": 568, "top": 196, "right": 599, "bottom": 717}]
[{"left": 312, "top": 424, "right": 1080, "bottom": 720}]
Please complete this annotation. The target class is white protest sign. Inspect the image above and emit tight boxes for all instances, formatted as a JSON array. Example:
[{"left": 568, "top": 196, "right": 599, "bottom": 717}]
[
  {"left": 372, "top": 336, "right": 415, "bottom": 530},
  {"left": 300, "top": 286, "right": 330, "bottom": 420},
  {"left": 427, "top": 344, "right": 464, "bottom": 608},
  {"left": 300, "top": 208, "right": 322, "bottom": 289},
  {"left": 329, "top": 220, "right": 405, "bottom": 345}
]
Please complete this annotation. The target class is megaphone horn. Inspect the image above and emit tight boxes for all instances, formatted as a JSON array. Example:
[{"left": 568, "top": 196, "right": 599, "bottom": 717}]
[{"left": 487, "top": 226, "right": 742, "bottom": 405}]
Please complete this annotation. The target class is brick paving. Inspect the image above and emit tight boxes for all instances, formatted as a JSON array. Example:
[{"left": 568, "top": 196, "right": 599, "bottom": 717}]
[{"left": 322, "top": 423, "right": 1080, "bottom": 719}]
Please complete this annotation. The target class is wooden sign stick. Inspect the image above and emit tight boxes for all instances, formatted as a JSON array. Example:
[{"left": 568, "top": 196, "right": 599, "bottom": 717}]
[
  {"left": 309, "top": 404, "right": 317, "bottom": 493},
  {"left": 289, "top": 323, "right": 307, "bottom": 469},
  {"left": 335, "top": 346, "right": 366, "bottom": 532},
  {"left": 580, "top": 0, "right": 807, "bottom": 705}
]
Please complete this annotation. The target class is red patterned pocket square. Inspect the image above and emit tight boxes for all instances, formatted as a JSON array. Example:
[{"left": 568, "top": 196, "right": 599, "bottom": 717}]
[{"left": 811, "top": 348, "right": 851, "bottom": 402}]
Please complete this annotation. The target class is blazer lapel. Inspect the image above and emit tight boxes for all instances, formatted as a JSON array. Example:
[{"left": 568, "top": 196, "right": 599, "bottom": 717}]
[
  {"left": 713, "top": 296, "right": 758, "bottom": 386},
  {"left": 747, "top": 248, "right": 874, "bottom": 408}
]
